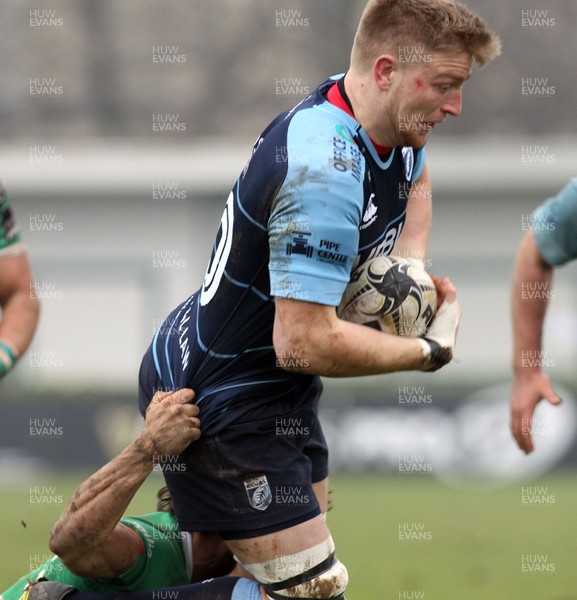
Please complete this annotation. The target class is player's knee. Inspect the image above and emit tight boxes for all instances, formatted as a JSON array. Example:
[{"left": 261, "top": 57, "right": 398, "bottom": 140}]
[
  {"left": 263, "top": 558, "right": 348, "bottom": 599},
  {"left": 244, "top": 538, "right": 348, "bottom": 599}
]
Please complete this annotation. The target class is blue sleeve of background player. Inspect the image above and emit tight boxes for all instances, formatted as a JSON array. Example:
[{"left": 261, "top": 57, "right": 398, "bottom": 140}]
[
  {"left": 268, "top": 109, "right": 364, "bottom": 306},
  {"left": 532, "top": 178, "right": 577, "bottom": 266}
]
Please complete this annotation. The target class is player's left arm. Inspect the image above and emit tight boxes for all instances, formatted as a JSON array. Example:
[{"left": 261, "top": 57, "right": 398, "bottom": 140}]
[
  {"left": 49, "top": 389, "right": 200, "bottom": 578},
  {"left": 391, "top": 162, "right": 432, "bottom": 262},
  {"left": 0, "top": 252, "right": 40, "bottom": 377}
]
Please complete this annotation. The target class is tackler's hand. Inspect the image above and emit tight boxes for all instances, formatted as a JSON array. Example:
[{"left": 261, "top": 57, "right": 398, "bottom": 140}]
[{"left": 140, "top": 388, "right": 201, "bottom": 457}]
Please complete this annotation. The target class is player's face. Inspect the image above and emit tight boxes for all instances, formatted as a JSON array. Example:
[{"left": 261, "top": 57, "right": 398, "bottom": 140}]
[{"left": 387, "top": 49, "right": 472, "bottom": 148}]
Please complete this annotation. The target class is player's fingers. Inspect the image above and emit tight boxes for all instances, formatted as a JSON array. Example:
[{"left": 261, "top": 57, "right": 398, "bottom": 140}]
[
  {"left": 189, "top": 427, "right": 202, "bottom": 442},
  {"left": 542, "top": 383, "right": 563, "bottom": 406},
  {"left": 151, "top": 390, "right": 172, "bottom": 404},
  {"left": 522, "top": 432, "right": 534, "bottom": 454},
  {"left": 161, "top": 388, "right": 195, "bottom": 405},
  {"left": 432, "top": 276, "right": 458, "bottom": 307},
  {"left": 157, "top": 389, "right": 195, "bottom": 407},
  {"left": 180, "top": 417, "right": 201, "bottom": 444},
  {"left": 520, "top": 424, "right": 534, "bottom": 453},
  {"left": 514, "top": 425, "right": 533, "bottom": 454},
  {"left": 181, "top": 403, "right": 200, "bottom": 418},
  {"left": 519, "top": 435, "right": 534, "bottom": 455},
  {"left": 532, "top": 372, "right": 563, "bottom": 407},
  {"left": 512, "top": 413, "right": 534, "bottom": 454},
  {"left": 430, "top": 274, "right": 443, "bottom": 293},
  {"left": 439, "top": 277, "right": 457, "bottom": 300},
  {"left": 430, "top": 275, "right": 447, "bottom": 307}
]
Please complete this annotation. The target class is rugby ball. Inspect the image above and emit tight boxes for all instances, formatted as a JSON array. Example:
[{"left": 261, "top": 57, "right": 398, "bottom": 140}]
[{"left": 337, "top": 255, "right": 437, "bottom": 337}]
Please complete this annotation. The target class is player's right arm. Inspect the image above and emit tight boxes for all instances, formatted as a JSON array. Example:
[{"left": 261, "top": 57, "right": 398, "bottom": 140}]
[
  {"left": 510, "top": 179, "right": 577, "bottom": 453},
  {"left": 274, "top": 276, "right": 458, "bottom": 376},
  {"left": 49, "top": 389, "right": 200, "bottom": 578},
  {"left": 510, "top": 232, "right": 561, "bottom": 454}
]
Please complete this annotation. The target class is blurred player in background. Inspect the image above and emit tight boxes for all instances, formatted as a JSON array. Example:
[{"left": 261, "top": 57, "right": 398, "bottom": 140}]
[
  {"left": 0, "top": 184, "right": 40, "bottom": 380},
  {"left": 510, "top": 178, "right": 577, "bottom": 454},
  {"left": 138, "top": 1, "right": 500, "bottom": 598},
  {"left": 1, "top": 389, "right": 265, "bottom": 600}
]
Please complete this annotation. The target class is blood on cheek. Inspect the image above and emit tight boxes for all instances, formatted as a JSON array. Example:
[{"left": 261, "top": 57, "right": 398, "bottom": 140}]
[{"left": 414, "top": 78, "right": 425, "bottom": 90}]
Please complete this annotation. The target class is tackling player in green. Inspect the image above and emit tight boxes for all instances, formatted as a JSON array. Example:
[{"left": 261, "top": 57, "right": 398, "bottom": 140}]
[{"left": 1, "top": 388, "right": 263, "bottom": 600}]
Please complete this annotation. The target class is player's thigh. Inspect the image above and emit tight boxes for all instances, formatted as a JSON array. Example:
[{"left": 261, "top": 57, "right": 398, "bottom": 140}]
[{"left": 225, "top": 512, "right": 331, "bottom": 565}]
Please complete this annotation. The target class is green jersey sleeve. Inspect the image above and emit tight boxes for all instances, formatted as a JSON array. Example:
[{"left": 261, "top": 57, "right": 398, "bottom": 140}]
[
  {"left": 0, "top": 185, "right": 24, "bottom": 257},
  {"left": 116, "top": 512, "right": 191, "bottom": 589},
  {"left": 1, "top": 512, "right": 190, "bottom": 600}
]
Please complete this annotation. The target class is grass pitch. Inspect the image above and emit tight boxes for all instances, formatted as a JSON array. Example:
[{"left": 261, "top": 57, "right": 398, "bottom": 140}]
[{"left": 1, "top": 472, "right": 575, "bottom": 599}]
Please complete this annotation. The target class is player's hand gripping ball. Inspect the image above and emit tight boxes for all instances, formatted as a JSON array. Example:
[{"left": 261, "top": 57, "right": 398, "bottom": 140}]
[{"left": 337, "top": 255, "right": 437, "bottom": 337}]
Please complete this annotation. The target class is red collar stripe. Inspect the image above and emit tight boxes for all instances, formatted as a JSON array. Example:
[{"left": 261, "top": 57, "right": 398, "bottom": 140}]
[{"left": 327, "top": 81, "right": 392, "bottom": 155}]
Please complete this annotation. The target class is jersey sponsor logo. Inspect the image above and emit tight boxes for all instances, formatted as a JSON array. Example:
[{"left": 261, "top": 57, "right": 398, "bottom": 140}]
[
  {"left": 244, "top": 475, "right": 272, "bottom": 511},
  {"left": 317, "top": 239, "right": 348, "bottom": 265},
  {"left": 332, "top": 135, "right": 363, "bottom": 182},
  {"left": 286, "top": 235, "right": 348, "bottom": 265},
  {"left": 360, "top": 193, "right": 378, "bottom": 230},
  {"left": 335, "top": 124, "right": 356, "bottom": 146},
  {"left": 402, "top": 147, "right": 414, "bottom": 181},
  {"left": 366, "top": 222, "right": 404, "bottom": 259},
  {"left": 286, "top": 232, "right": 313, "bottom": 258}
]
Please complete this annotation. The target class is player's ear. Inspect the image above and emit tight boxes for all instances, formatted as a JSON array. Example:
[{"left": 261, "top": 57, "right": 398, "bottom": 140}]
[{"left": 374, "top": 55, "right": 397, "bottom": 90}]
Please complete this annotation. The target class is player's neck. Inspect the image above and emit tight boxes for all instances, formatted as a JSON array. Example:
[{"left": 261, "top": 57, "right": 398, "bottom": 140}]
[{"left": 343, "top": 72, "right": 394, "bottom": 151}]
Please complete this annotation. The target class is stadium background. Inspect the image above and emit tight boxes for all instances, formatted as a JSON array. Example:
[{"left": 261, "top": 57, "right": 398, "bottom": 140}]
[{"left": 1, "top": 0, "right": 577, "bottom": 597}]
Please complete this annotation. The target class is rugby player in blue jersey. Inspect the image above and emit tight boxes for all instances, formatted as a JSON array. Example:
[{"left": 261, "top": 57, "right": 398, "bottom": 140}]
[
  {"left": 135, "top": 2, "right": 501, "bottom": 598},
  {"left": 511, "top": 179, "right": 577, "bottom": 454}
]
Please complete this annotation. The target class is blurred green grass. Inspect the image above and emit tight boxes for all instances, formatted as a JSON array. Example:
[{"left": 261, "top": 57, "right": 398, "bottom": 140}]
[{"left": 1, "top": 472, "right": 576, "bottom": 599}]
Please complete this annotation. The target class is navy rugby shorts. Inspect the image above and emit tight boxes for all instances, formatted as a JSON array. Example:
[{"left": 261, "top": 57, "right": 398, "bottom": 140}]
[{"left": 138, "top": 358, "right": 328, "bottom": 539}]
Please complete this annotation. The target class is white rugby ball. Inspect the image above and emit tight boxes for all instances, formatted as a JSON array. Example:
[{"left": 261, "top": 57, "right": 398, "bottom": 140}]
[{"left": 337, "top": 255, "right": 437, "bottom": 337}]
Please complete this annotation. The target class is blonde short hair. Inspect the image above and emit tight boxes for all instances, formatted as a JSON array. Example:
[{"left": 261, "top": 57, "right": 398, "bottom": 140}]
[{"left": 351, "top": 0, "right": 501, "bottom": 71}]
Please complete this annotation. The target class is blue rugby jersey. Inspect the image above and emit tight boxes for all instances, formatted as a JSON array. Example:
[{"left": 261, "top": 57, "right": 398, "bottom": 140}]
[
  {"left": 144, "top": 76, "right": 425, "bottom": 434},
  {"left": 531, "top": 178, "right": 577, "bottom": 266}
]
